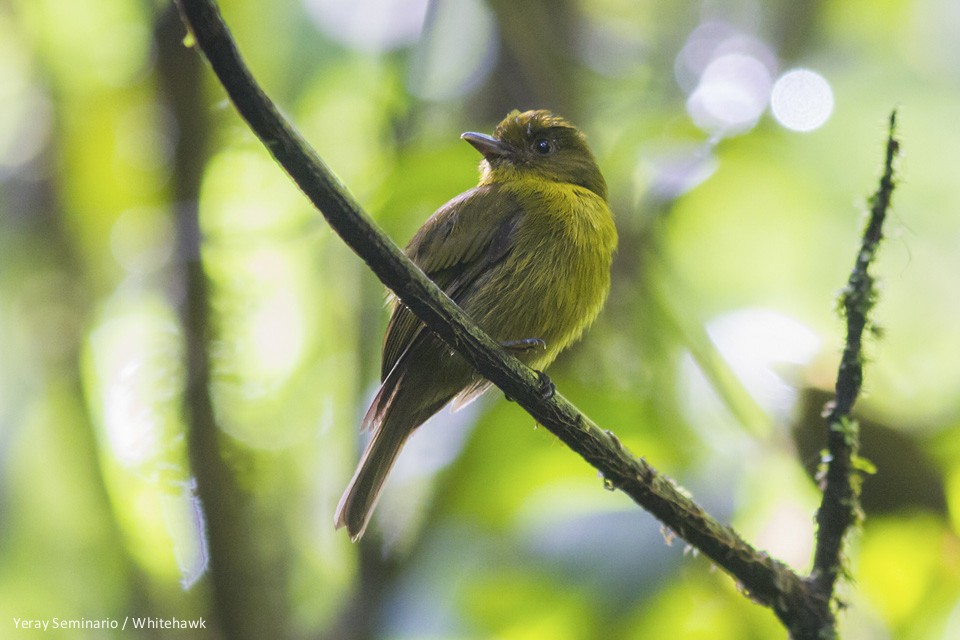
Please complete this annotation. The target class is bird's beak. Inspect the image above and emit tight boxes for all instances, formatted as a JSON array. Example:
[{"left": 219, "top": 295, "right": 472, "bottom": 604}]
[{"left": 461, "top": 132, "right": 511, "bottom": 160}]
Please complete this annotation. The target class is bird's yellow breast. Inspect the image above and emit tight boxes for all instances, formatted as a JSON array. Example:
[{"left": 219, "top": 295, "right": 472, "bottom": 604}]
[{"left": 465, "top": 177, "right": 617, "bottom": 369}]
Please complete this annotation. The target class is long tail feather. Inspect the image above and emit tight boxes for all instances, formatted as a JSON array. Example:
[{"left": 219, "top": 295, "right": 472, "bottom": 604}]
[
  {"left": 334, "top": 414, "right": 409, "bottom": 541},
  {"left": 337, "top": 332, "right": 470, "bottom": 540},
  {"left": 335, "top": 373, "right": 449, "bottom": 541}
]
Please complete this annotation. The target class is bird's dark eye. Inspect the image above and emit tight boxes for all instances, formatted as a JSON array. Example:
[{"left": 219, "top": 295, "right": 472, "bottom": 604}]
[{"left": 532, "top": 138, "right": 555, "bottom": 155}]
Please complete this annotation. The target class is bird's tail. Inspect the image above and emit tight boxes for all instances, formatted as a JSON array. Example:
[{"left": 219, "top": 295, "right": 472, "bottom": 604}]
[
  {"left": 335, "top": 376, "right": 447, "bottom": 541},
  {"left": 334, "top": 422, "right": 406, "bottom": 541}
]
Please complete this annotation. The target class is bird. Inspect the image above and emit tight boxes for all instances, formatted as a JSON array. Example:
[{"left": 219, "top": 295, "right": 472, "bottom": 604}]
[{"left": 335, "top": 109, "right": 618, "bottom": 540}]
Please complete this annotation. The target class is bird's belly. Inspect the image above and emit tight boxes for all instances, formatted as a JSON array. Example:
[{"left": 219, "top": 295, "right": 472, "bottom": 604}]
[{"left": 465, "top": 238, "right": 611, "bottom": 369}]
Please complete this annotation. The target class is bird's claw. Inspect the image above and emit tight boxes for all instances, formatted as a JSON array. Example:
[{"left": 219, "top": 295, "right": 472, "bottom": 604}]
[
  {"left": 502, "top": 338, "right": 547, "bottom": 353},
  {"left": 535, "top": 370, "right": 556, "bottom": 400}
]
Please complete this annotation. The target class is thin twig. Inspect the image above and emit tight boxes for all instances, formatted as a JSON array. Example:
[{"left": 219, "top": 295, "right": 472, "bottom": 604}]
[{"left": 812, "top": 111, "right": 900, "bottom": 602}]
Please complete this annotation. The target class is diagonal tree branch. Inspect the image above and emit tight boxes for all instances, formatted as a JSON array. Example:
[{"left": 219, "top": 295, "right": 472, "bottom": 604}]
[
  {"left": 812, "top": 112, "right": 900, "bottom": 600},
  {"left": 173, "top": 1, "right": 897, "bottom": 637}
]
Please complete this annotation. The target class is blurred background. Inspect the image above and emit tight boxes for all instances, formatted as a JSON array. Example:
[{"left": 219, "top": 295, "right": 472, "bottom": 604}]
[{"left": 2, "top": 0, "right": 960, "bottom": 638}]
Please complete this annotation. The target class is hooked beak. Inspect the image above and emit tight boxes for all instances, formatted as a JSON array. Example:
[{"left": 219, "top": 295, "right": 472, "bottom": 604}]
[{"left": 461, "top": 132, "right": 511, "bottom": 160}]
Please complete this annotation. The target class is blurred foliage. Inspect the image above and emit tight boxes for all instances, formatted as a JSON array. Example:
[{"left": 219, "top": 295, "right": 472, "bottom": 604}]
[{"left": 2, "top": 0, "right": 960, "bottom": 638}]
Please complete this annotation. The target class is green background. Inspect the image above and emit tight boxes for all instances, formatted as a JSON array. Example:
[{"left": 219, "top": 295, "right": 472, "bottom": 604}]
[{"left": 2, "top": 0, "right": 960, "bottom": 638}]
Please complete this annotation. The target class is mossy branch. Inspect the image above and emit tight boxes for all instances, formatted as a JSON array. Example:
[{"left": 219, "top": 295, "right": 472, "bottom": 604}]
[
  {"left": 811, "top": 112, "right": 900, "bottom": 604},
  {"left": 173, "top": 1, "right": 898, "bottom": 637}
]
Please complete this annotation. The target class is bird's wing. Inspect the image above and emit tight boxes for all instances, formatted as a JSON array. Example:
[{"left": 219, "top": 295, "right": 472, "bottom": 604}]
[{"left": 380, "top": 183, "right": 522, "bottom": 381}]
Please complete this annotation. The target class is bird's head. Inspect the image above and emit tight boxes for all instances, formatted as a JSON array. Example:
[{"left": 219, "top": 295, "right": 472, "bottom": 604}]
[{"left": 461, "top": 110, "right": 607, "bottom": 200}]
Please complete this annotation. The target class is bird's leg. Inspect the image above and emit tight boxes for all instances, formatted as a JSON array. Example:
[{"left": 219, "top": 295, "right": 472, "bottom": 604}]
[
  {"left": 502, "top": 372, "right": 555, "bottom": 403},
  {"left": 534, "top": 370, "right": 556, "bottom": 400},
  {"left": 500, "top": 339, "right": 551, "bottom": 402},
  {"left": 502, "top": 338, "right": 547, "bottom": 353}
]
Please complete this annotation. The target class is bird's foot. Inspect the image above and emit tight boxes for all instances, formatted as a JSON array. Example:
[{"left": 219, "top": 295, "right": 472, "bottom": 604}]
[
  {"left": 502, "top": 338, "right": 547, "bottom": 354},
  {"left": 503, "top": 370, "right": 555, "bottom": 403},
  {"left": 535, "top": 370, "right": 556, "bottom": 400}
]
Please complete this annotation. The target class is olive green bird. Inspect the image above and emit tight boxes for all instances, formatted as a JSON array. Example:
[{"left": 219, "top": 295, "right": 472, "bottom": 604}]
[{"left": 335, "top": 109, "right": 617, "bottom": 540}]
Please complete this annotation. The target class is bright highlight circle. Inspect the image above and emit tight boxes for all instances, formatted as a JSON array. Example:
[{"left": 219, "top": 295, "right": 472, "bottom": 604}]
[{"left": 771, "top": 69, "right": 834, "bottom": 132}]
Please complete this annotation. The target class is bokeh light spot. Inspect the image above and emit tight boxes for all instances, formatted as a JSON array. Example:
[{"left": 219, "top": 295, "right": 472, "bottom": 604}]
[
  {"left": 0, "top": 15, "right": 52, "bottom": 168},
  {"left": 771, "top": 69, "right": 834, "bottom": 132},
  {"left": 304, "top": 0, "right": 429, "bottom": 53},
  {"left": 249, "top": 287, "right": 305, "bottom": 378},
  {"left": 407, "top": 0, "right": 497, "bottom": 100},
  {"left": 160, "top": 480, "right": 209, "bottom": 590},
  {"left": 89, "top": 296, "right": 184, "bottom": 469},
  {"left": 686, "top": 53, "right": 772, "bottom": 136},
  {"left": 679, "top": 308, "right": 822, "bottom": 449},
  {"left": 110, "top": 206, "right": 175, "bottom": 275}
]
